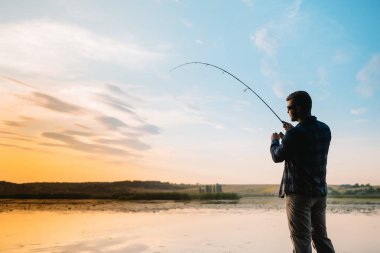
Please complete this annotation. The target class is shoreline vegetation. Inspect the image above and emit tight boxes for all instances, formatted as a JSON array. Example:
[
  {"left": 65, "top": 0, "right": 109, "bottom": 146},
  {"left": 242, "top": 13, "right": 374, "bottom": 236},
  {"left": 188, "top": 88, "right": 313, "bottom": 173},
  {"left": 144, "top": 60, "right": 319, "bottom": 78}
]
[
  {"left": 0, "top": 181, "right": 379, "bottom": 200},
  {"left": 0, "top": 192, "right": 241, "bottom": 201}
]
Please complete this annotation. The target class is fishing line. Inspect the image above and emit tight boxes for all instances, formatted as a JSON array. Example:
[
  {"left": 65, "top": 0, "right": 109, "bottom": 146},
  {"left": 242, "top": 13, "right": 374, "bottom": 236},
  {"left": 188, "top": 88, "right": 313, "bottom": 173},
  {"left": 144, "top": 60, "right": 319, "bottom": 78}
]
[{"left": 170, "top": 61, "right": 284, "bottom": 124}]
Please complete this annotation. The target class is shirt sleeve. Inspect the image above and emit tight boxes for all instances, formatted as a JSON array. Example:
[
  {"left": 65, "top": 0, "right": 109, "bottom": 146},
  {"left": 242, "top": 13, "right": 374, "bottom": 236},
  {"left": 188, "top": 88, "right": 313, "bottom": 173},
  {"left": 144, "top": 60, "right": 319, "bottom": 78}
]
[{"left": 270, "top": 131, "right": 294, "bottom": 163}]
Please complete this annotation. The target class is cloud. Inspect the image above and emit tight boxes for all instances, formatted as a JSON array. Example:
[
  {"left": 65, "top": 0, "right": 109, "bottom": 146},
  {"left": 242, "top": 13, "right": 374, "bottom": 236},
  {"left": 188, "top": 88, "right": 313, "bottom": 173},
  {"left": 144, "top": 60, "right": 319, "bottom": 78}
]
[
  {"left": 0, "top": 20, "right": 166, "bottom": 76},
  {"left": 201, "top": 119, "right": 225, "bottom": 130},
  {"left": 63, "top": 130, "right": 94, "bottom": 137},
  {"left": 41, "top": 132, "right": 131, "bottom": 157},
  {"left": 138, "top": 92, "right": 228, "bottom": 130},
  {"left": 182, "top": 19, "right": 193, "bottom": 28},
  {"left": 259, "top": 58, "right": 277, "bottom": 77},
  {"left": 194, "top": 39, "right": 204, "bottom": 45},
  {"left": 272, "top": 80, "right": 285, "bottom": 98},
  {"left": 251, "top": 25, "right": 277, "bottom": 56},
  {"left": 75, "top": 124, "right": 91, "bottom": 130},
  {"left": 1, "top": 116, "right": 36, "bottom": 128},
  {"left": 101, "top": 84, "right": 144, "bottom": 114},
  {"left": 0, "top": 125, "right": 36, "bottom": 148},
  {"left": 316, "top": 89, "right": 330, "bottom": 101},
  {"left": 0, "top": 131, "right": 19, "bottom": 135},
  {"left": 333, "top": 49, "right": 351, "bottom": 64},
  {"left": 135, "top": 124, "right": 161, "bottom": 135},
  {"left": 350, "top": 107, "right": 369, "bottom": 124},
  {"left": 185, "top": 103, "right": 201, "bottom": 113},
  {"left": 287, "top": 0, "right": 302, "bottom": 20},
  {"left": 1, "top": 136, "right": 33, "bottom": 142},
  {"left": 350, "top": 107, "right": 367, "bottom": 116},
  {"left": 242, "top": 127, "right": 263, "bottom": 134},
  {"left": 20, "top": 116, "right": 35, "bottom": 121},
  {"left": 242, "top": 0, "right": 254, "bottom": 8},
  {"left": 251, "top": 0, "right": 303, "bottom": 98},
  {"left": 0, "top": 75, "right": 35, "bottom": 89},
  {"left": 1, "top": 74, "right": 162, "bottom": 165},
  {"left": 96, "top": 116, "right": 128, "bottom": 130},
  {"left": 354, "top": 119, "right": 369, "bottom": 124},
  {"left": 251, "top": 0, "right": 302, "bottom": 56},
  {"left": 3, "top": 121, "right": 26, "bottom": 127},
  {"left": 0, "top": 122, "right": 34, "bottom": 145},
  {"left": 0, "top": 143, "right": 33, "bottom": 150},
  {"left": 310, "top": 67, "right": 330, "bottom": 101},
  {"left": 95, "top": 138, "right": 151, "bottom": 151},
  {"left": 96, "top": 93, "right": 137, "bottom": 116},
  {"left": 1, "top": 76, "right": 161, "bottom": 163},
  {"left": 106, "top": 84, "right": 125, "bottom": 95},
  {"left": 356, "top": 54, "right": 380, "bottom": 97},
  {"left": 96, "top": 115, "right": 160, "bottom": 134},
  {"left": 30, "top": 92, "right": 86, "bottom": 114},
  {"left": 316, "top": 67, "right": 328, "bottom": 86}
]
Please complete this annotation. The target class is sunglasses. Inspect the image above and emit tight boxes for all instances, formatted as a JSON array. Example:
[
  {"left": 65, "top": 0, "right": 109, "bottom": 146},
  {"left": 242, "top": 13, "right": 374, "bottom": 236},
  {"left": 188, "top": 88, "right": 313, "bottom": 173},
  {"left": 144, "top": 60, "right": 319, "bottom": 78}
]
[{"left": 287, "top": 105, "right": 297, "bottom": 111}]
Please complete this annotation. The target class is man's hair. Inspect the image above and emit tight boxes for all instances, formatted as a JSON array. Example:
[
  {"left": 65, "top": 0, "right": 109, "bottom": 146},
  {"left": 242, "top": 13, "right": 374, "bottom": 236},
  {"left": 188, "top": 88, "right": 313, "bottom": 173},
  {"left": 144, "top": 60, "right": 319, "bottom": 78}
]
[{"left": 286, "top": 91, "right": 312, "bottom": 112}]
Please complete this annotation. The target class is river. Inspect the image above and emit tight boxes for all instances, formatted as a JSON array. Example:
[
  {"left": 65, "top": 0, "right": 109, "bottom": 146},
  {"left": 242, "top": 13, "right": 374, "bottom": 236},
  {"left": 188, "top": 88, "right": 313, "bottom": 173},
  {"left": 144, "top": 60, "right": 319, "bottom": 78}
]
[{"left": 0, "top": 198, "right": 379, "bottom": 253}]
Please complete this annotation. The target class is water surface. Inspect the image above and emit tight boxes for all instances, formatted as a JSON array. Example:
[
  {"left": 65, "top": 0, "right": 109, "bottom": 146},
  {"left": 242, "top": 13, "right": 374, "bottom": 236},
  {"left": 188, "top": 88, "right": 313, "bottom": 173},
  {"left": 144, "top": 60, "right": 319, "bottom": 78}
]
[{"left": 1, "top": 199, "right": 379, "bottom": 253}]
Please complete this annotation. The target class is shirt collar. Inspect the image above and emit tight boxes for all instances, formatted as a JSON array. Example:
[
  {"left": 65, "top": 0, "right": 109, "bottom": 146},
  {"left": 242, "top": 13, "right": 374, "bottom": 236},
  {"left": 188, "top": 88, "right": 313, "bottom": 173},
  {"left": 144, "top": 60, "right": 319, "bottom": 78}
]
[{"left": 299, "top": 116, "right": 316, "bottom": 125}]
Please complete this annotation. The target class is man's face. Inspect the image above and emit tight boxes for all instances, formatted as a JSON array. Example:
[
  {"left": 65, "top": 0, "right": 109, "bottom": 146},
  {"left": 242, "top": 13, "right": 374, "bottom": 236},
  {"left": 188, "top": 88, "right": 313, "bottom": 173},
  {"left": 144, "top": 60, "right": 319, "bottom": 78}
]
[{"left": 287, "top": 99, "right": 298, "bottom": 122}]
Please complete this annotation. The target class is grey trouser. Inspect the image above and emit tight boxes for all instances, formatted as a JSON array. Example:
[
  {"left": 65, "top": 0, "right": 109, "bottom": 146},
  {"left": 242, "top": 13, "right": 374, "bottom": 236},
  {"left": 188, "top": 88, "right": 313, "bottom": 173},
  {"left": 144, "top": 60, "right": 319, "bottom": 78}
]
[{"left": 285, "top": 194, "right": 335, "bottom": 253}]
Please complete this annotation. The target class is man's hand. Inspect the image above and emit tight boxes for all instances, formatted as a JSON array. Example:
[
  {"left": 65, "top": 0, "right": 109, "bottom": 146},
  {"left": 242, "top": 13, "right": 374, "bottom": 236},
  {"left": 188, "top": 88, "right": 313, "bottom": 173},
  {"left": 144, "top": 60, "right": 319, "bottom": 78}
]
[
  {"left": 271, "top": 132, "right": 280, "bottom": 141},
  {"left": 282, "top": 121, "right": 294, "bottom": 131}
]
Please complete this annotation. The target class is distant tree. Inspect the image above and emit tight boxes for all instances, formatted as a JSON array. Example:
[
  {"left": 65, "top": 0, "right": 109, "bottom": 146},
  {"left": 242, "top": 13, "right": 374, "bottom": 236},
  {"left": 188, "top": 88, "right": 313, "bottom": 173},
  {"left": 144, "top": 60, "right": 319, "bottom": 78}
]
[
  {"left": 328, "top": 188, "right": 340, "bottom": 196},
  {"left": 216, "top": 184, "right": 222, "bottom": 193}
]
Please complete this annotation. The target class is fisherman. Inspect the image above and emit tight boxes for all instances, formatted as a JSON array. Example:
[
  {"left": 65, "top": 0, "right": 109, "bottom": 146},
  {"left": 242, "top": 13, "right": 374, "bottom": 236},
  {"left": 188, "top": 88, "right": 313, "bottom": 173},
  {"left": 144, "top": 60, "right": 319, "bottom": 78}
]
[{"left": 270, "top": 91, "right": 335, "bottom": 253}]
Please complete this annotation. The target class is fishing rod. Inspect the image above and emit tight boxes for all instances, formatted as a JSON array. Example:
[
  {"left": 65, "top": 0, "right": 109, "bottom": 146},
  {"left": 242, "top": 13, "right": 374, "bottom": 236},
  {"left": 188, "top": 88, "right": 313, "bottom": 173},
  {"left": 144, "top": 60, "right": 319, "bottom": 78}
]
[{"left": 170, "top": 61, "right": 284, "bottom": 124}]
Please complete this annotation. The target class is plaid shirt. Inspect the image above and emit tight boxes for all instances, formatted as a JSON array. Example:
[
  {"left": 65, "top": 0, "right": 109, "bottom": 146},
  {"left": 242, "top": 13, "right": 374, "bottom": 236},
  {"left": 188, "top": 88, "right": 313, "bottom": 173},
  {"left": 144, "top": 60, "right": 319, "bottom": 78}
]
[{"left": 270, "top": 116, "right": 331, "bottom": 198}]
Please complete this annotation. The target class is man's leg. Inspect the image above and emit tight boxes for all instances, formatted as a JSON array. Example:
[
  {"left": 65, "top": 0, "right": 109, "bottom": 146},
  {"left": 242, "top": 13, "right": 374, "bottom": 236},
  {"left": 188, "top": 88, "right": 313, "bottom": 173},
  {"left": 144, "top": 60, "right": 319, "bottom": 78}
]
[
  {"left": 286, "top": 194, "right": 313, "bottom": 253},
  {"left": 311, "top": 196, "right": 335, "bottom": 253}
]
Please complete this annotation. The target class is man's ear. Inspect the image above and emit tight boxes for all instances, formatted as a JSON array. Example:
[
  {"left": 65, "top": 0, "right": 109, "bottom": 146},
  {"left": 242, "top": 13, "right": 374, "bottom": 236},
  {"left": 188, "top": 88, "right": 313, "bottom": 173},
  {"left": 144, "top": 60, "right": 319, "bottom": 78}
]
[{"left": 295, "top": 105, "right": 301, "bottom": 114}]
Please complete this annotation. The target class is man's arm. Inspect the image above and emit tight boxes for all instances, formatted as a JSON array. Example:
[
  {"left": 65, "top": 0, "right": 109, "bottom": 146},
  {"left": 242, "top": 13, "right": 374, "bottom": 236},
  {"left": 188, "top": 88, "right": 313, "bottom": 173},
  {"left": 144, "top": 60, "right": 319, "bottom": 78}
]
[{"left": 270, "top": 131, "right": 293, "bottom": 163}]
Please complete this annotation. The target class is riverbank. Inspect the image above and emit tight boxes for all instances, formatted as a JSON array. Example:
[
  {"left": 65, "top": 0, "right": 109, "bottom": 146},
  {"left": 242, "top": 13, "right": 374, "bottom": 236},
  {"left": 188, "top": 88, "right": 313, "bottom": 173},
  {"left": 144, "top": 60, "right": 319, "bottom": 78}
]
[{"left": 1, "top": 197, "right": 379, "bottom": 214}]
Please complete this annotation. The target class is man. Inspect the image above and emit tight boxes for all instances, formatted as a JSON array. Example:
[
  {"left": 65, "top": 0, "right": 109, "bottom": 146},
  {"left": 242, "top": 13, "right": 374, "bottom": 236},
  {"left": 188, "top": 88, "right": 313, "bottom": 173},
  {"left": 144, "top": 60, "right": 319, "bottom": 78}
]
[{"left": 270, "top": 91, "right": 335, "bottom": 253}]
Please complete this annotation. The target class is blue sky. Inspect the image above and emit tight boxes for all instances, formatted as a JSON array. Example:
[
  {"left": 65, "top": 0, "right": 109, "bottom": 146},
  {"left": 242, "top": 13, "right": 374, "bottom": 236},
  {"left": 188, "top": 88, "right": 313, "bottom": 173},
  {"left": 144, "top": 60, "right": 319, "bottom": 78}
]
[{"left": 0, "top": 0, "right": 379, "bottom": 184}]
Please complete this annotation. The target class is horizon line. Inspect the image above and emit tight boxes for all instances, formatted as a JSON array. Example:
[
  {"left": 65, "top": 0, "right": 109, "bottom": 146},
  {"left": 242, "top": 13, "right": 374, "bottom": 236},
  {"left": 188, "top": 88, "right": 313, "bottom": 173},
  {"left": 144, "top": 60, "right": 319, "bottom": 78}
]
[{"left": 1, "top": 180, "right": 378, "bottom": 186}]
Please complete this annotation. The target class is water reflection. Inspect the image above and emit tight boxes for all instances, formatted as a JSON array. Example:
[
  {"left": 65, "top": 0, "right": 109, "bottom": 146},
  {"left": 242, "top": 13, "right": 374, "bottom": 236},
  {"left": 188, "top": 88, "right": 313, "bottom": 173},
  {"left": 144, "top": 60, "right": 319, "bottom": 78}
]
[
  {"left": 1, "top": 197, "right": 379, "bottom": 214},
  {"left": 0, "top": 199, "right": 379, "bottom": 253}
]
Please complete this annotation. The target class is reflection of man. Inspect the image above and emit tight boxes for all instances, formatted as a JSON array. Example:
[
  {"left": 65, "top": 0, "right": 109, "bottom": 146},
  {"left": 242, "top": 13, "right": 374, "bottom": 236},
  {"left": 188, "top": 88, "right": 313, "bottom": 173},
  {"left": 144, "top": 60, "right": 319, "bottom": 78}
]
[{"left": 270, "top": 91, "right": 335, "bottom": 253}]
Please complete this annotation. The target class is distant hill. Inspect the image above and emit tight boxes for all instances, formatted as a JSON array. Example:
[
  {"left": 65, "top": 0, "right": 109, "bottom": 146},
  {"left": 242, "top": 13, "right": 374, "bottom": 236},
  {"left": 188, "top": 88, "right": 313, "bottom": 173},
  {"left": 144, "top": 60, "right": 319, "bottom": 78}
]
[
  {"left": 328, "top": 184, "right": 380, "bottom": 198},
  {"left": 222, "top": 184, "right": 278, "bottom": 197},
  {"left": 0, "top": 180, "right": 194, "bottom": 199},
  {"left": 0, "top": 181, "right": 378, "bottom": 199}
]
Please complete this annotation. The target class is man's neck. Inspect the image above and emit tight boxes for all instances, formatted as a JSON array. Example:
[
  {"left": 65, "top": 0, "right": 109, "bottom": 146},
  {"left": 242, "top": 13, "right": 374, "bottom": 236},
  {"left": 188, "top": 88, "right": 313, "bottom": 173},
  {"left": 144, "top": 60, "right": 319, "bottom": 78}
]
[{"left": 297, "top": 113, "right": 312, "bottom": 123}]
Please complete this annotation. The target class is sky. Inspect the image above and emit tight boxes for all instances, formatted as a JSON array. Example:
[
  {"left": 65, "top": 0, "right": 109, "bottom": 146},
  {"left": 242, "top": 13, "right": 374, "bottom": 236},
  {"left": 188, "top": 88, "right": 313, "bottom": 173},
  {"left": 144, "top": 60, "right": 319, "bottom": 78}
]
[{"left": 0, "top": 0, "right": 379, "bottom": 185}]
